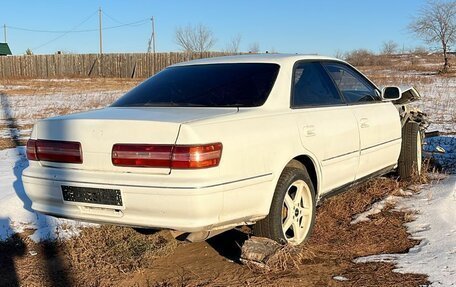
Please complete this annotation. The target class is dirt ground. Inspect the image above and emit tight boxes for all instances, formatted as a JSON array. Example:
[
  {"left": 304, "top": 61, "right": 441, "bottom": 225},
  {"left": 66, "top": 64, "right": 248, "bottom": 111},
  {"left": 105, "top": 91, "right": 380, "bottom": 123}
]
[
  {"left": 0, "top": 174, "right": 431, "bottom": 287},
  {"left": 1, "top": 53, "right": 453, "bottom": 286}
]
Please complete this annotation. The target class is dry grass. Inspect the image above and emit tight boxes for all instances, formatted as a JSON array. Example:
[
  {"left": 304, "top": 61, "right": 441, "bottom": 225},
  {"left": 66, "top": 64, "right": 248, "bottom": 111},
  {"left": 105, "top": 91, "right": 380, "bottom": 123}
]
[{"left": 0, "top": 226, "right": 179, "bottom": 287}]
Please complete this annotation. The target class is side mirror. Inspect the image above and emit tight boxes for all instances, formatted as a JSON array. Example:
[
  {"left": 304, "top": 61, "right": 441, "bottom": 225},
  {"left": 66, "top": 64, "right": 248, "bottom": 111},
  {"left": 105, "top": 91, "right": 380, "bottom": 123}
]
[{"left": 381, "top": 86, "right": 402, "bottom": 101}]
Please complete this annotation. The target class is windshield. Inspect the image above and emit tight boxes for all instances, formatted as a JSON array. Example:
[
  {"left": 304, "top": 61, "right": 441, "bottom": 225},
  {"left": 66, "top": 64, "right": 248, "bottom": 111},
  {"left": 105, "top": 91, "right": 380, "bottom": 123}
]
[{"left": 111, "top": 63, "right": 280, "bottom": 107}]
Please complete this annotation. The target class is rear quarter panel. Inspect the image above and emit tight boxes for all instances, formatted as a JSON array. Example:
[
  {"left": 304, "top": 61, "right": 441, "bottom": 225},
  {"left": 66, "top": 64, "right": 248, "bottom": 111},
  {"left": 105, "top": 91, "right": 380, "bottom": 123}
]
[{"left": 176, "top": 110, "right": 321, "bottom": 222}]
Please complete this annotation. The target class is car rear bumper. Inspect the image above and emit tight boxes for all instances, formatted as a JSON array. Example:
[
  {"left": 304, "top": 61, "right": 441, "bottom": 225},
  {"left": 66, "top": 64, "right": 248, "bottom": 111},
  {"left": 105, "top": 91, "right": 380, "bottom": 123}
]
[{"left": 22, "top": 166, "right": 274, "bottom": 232}]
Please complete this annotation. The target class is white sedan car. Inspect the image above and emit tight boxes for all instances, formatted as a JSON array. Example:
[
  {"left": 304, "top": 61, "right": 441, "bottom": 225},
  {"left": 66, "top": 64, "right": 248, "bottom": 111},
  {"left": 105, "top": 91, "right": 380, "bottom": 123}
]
[{"left": 23, "top": 54, "right": 422, "bottom": 245}]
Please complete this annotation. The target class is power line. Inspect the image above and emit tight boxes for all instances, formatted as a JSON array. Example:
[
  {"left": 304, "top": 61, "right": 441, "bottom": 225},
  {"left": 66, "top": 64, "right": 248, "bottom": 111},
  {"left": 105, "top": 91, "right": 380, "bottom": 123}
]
[
  {"left": 102, "top": 10, "right": 125, "bottom": 25},
  {"left": 7, "top": 18, "right": 149, "bottom": 34},
  {"left": 32, "top": 10, "right": 98, "bottom": 51},
  {"left": 103, "top": 19, "right": 149, "bottom": 30}
]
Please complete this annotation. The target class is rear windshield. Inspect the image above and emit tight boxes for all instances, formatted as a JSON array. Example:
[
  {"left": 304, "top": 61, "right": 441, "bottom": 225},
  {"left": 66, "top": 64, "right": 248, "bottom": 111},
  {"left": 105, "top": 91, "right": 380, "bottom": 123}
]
[{"left": 111, "top": 63, "right": 280, "bottom": 107}]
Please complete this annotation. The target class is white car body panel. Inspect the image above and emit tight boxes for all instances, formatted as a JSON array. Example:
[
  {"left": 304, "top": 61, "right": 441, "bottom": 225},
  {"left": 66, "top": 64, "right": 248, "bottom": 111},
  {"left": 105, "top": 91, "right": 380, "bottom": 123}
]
[
  {"left": 22, "top": 54, "right": 403, "bottom": 234},
  {"left": 350, "top": 103, "right": 402, "bottom": 179},
  {"left": 293, "top": 106, "right": 359, "bottom": 193}
]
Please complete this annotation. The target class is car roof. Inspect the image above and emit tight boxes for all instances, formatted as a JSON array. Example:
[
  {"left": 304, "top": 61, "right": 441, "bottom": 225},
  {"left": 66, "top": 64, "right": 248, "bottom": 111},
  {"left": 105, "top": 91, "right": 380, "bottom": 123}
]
[{"left": 171, "top": 53, "right": 344, "bottom": 67}]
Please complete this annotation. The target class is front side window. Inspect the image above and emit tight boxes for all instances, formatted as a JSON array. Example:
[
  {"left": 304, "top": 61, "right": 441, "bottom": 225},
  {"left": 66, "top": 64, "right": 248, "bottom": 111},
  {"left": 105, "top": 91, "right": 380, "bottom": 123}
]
[
  {"left": 291, "top": 62, "right": 344, "bottom": 107},
  {"left": 112, "top": 63, "right": 280, "bottom": 107},
  {"left": 323, "top": 63, "right": 380, "bottom": 103}
]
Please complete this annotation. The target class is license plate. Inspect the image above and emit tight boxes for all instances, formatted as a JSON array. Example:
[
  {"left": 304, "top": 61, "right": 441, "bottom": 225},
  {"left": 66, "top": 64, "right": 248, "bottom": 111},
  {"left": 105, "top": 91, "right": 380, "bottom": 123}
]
[{"left": 61, "top": 185, "right": 123, "bottom": 206}]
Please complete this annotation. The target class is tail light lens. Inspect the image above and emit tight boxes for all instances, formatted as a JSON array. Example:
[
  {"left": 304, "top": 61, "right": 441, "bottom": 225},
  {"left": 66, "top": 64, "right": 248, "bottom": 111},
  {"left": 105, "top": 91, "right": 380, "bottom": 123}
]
[
  {"left": 26, "top": 139, "right": 38, "bottom": 161},
  {"left": 26, "top": 139, "right": 82, "bottom": 164},
  {"left": 112, "top": 144, "right": 173, "bottom": 167},
  {"left": 112, "top": 143, "right": 222, "bottom": 169},
  {"left": 171, "top": 143, "right": 223, "bottom": 169}
]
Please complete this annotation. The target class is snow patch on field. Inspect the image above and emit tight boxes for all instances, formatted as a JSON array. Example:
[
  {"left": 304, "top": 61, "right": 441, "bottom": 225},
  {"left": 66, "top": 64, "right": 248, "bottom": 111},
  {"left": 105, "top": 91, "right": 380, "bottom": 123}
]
[
  {"left": 0, "top": 91, "right": 123, "bottom": 121},
  {"left": 0, "top": 91, "right": 123, "bottom": 139},
  {"left": 351, "top": 195, "right": 403, "bottom": 224},
  {"left": 371, "top": 73, "right": 455, "bottom": 134},
  {"left": 332, "top": 275, "right": 349, "bottom": 281},
  {"left": 0, "top": 147, "right": 96, "bottom": 242},
  {"left": 355, "top": 176, "right": 456, "bottom": 286}
]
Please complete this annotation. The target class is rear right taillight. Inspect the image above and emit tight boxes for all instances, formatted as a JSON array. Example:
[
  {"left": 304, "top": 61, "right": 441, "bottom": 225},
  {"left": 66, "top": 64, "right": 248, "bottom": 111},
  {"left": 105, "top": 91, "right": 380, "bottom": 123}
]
[
  {"left": 26, "top": 139, "right": 82, "bottom": 164},
  {"left": 171, "top": 143, "right": 223, "bottom": 169}
]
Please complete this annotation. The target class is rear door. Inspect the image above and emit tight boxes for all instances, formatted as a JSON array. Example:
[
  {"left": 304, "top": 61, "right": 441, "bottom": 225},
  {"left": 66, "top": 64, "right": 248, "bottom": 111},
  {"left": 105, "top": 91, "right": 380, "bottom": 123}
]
[
  {"left": 323, "top": 62, "right": 401, "bottom": 179},
  {"left": 291, "top": 61, "right": 359, "bottom": 193}
]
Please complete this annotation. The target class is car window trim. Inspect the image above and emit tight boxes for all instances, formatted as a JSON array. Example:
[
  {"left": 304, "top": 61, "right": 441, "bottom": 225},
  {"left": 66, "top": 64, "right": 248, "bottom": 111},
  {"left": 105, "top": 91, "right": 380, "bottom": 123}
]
[{"left": 289, "top": 60, "right": 347, "bottom": 109}]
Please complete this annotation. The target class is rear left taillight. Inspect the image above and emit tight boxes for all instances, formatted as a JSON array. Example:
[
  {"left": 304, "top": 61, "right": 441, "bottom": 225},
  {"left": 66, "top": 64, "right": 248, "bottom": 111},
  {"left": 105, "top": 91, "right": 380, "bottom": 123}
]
[
  {"left": 112, "top": 143, "right": 222, "bottom": 169},
  {"left": 26, "top": 139, "right": 82, "bottom": 164},
  {"left": 26, "top": 139, "right": 38, "bottom": 161}
]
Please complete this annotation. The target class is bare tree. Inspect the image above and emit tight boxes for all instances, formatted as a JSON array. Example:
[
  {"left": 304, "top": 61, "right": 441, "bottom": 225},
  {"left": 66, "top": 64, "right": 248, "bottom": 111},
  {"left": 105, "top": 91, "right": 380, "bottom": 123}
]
[
  {"left": 344, "top": 49, "right": 377, "bottom": 66},
  {"left": 224, "top": 34, "right": 242, "bottom": 53},
  {"left": 175, "top": 23, "right": 216, "bottom": 53},
  {"left": 409, "top": 0, "right": 456, "bottom": 72},
  {"left": 334, "top": 49, "right": 344, "bottom": 59},
  {"left": 249, "top": 42, "right": 260, "bottom": 53},
  {"left": 381, "top": 40, "right": 399, "bottom": 55},
  {"left": 268, "top": 47, "right": 278, "bottom": 54}
]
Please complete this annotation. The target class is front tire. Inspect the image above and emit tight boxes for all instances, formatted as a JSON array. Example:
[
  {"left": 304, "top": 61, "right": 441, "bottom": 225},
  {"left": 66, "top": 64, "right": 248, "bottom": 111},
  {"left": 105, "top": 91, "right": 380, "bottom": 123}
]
[
  {"left": 253, "top": 166, "right": 316, "bottom": 245},
  {"left": 398, "top": 122, "right": 422, "bottom": 179}
]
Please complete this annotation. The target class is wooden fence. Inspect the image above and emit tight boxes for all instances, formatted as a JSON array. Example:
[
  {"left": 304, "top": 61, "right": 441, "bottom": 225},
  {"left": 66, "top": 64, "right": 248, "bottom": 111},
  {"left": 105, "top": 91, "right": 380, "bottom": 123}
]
[{"left": 0, "top": 52, "right": 235, "bottom": 79}]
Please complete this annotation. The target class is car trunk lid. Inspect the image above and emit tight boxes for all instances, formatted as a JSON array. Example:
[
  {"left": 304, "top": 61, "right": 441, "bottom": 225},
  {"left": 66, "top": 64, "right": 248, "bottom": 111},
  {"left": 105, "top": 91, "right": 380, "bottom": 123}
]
[{"left": 35, "top": 107, "right": 237, "bottom": 174}]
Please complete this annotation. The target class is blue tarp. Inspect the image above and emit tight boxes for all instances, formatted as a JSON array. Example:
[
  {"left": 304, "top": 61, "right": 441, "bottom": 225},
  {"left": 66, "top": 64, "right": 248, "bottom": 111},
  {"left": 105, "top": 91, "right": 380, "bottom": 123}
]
[{"left": 423, "top": 136, "right": 456, "bottom": 174}]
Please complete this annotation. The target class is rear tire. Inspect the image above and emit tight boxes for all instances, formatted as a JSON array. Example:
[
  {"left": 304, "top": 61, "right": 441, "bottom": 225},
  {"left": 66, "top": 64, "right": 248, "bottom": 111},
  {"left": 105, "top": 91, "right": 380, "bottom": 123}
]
[
  {"left": 253, "top": 166, "right": 316, "bottom": 245},
  {"left": 398, "top": 122, "right": 422, "bottom": 179}
]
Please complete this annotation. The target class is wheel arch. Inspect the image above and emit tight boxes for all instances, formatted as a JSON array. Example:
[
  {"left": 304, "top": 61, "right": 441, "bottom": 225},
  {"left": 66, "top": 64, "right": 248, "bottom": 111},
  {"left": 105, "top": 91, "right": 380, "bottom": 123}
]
[{"left": 286, "top": 154, "right": 320, "bottom": 196}]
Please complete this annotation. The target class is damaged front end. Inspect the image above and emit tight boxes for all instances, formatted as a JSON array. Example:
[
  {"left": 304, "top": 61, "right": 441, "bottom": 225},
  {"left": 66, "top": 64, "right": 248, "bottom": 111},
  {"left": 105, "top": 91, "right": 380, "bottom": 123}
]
[{"left": 394, "top": 86, "right": 429, "bottom": 132}]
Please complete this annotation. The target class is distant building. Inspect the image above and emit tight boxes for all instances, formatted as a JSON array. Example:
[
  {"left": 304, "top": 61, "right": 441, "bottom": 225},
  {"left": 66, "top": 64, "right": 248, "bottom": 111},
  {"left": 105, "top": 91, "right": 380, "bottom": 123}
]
[{"left": 0, "top": 43, "right": 12, "bottom": 56}]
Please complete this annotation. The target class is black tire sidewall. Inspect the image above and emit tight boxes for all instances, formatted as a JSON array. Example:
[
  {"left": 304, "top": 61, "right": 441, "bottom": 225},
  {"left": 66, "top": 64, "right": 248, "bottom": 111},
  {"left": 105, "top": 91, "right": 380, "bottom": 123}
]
[{"left": 398, "top": 122, "right": 422, "bottom": 179}]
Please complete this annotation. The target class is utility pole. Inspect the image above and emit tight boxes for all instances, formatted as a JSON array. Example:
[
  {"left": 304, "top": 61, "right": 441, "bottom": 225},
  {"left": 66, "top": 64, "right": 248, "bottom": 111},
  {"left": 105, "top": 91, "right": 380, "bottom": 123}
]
[
  {"left": 98, "top": 7, "right": 103, "bottom": 55},
  {"left": 148, "top": 17, "right": 156, "bottom": 53},
  {"left": 151, "top": 17, "right": 156, "bottom": 54},
  {"left": 3, "top": 24, "right": 6, "bottom": 43}
]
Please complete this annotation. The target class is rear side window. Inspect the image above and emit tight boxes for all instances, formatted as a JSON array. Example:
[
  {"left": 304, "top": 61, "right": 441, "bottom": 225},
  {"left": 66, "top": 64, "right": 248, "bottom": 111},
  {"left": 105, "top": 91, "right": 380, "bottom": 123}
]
[
  {"left": 111, "top": 63, "right": 280, "bottom": 107},
  {"left": 323, "top": 63, "right": 380, "bottom": 103},
  {"left": 292, "top": 62, "right": 343, "bottom": 107}
]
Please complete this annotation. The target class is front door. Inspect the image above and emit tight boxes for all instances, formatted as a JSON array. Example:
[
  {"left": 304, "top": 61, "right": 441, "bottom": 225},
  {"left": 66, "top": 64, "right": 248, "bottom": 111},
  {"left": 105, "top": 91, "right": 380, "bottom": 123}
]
[{"left": 323, "top": 62, "right": 402, "bottom": 179}]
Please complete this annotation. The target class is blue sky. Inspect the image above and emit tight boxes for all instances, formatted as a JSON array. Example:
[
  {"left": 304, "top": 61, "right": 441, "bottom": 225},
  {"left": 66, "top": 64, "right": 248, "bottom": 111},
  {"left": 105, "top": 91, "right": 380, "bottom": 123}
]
[{"left": 1, "top": 0, "right": 429, "bottom": 55}]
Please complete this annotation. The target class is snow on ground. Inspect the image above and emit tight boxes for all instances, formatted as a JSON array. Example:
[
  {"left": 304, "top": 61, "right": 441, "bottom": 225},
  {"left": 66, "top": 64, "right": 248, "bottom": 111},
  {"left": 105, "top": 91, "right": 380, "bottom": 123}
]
[
  {"left": 0, "top": 91, "right": 123, "bottom": 123},
  {"left": 332, "top": 276, "right": 349, "bottom": 282},
  {"left": 351, "top": 193, "right": 409, "bottom": 224},
  {"left": 369, "top": 72, "right": 455, "bottom": 134},
  {"left": 416, "top": 77, "right": 456, "bottom": 134},
  {"left": 0, "top": 147, "right": 95, "bottom": 242},
  {"left": 0, "top": 91, "right": 124, "bottom": 141},
  {"left": 355, "top": 175, "right": 456, "bottom": 286}
]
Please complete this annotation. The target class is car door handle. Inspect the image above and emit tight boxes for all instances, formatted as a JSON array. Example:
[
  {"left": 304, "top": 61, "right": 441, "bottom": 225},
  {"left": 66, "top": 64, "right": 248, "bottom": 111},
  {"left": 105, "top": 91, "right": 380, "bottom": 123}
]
[
  {"left": 360, "top": 118, "right": 369, "bottom": 128},
  {"left": 302, "top": 125, "right": 316, "bottom": 137}
]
